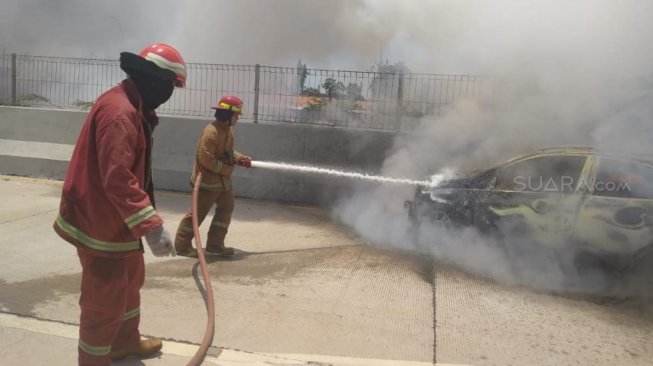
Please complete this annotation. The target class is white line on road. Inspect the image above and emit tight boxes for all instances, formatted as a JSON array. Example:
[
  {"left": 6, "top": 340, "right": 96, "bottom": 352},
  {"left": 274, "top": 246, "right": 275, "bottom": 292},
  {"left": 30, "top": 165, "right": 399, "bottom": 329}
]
[{"left": 0, "top": 312, "right": 469, "bottom": 366}]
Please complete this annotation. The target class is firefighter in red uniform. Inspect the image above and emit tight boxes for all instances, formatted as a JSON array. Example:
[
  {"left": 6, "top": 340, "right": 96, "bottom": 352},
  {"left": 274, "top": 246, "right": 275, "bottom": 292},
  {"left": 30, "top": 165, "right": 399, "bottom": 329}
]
[
  {"left": 174, "top": 96, "right": 252, "bottom": 257},
  {"left": 53, "top": 43, "right": 186, "bottom": 366}
]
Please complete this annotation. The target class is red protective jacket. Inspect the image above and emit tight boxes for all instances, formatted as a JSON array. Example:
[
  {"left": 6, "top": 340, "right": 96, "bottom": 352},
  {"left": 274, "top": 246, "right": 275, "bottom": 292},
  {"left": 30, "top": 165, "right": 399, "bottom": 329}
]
[{"left": 54, "top": 79, "right": 162, "bottom": 258}]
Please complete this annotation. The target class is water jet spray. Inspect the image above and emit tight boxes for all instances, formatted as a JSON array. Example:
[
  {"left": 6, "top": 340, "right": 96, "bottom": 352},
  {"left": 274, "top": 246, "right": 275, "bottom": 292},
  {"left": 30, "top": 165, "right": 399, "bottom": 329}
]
[{"left": 250, "top": 160, "right": 442, "bottom": 187}]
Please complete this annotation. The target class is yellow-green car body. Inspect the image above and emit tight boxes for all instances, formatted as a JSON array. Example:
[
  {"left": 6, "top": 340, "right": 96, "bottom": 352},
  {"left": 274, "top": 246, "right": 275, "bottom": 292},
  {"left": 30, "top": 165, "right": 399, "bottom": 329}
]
[{"left": 406, "top": 147, "right": 653, "bottom": 270}]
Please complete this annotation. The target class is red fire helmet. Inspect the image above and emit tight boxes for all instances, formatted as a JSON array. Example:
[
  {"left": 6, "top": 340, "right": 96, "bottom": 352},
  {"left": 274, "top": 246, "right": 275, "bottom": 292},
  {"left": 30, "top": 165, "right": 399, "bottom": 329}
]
[
  {"left": 138, "top": 43, "right": 187, "bottom": 87},
  {"left": 212, "top": 95, "right": 244, "bottom": 114}
]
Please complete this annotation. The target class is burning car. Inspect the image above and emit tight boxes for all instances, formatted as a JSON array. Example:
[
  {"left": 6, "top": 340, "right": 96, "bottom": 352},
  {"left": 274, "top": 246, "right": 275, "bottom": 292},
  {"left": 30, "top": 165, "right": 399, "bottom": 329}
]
[{"left": 405, "top": 147, "right": 653, "bottom": 271}]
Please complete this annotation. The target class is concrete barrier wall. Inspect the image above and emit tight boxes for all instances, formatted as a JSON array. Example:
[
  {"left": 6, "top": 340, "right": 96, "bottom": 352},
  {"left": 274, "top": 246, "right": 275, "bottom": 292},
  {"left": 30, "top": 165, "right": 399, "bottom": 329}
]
[{"left": 0, "top": 106, "right": 399, "bottom": 205}]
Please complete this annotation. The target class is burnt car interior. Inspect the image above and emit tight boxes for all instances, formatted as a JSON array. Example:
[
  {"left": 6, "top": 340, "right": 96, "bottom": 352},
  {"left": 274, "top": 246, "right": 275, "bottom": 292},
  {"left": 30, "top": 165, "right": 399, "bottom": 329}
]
[{"left": 594, "top": 157, "right": 653, "bottom": 199}]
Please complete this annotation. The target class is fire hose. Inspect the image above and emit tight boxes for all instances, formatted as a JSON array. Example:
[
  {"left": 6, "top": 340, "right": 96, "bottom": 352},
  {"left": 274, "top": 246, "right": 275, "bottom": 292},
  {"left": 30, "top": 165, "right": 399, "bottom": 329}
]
[
  {"left": 186, "top": 160, "right": 250, "bottom": 364},
  {"left": 180, "top": 159, "right": 421, "bottom": 363},
  {"left": 186, "top": 171, "right": 216, "bottom": 366}
]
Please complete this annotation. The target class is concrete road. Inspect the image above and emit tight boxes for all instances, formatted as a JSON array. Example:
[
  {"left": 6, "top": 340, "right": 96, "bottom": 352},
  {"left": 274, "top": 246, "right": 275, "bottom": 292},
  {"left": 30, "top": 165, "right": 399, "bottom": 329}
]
[{"left": 1, "top": 175, "right": 652, "bottom": 366}]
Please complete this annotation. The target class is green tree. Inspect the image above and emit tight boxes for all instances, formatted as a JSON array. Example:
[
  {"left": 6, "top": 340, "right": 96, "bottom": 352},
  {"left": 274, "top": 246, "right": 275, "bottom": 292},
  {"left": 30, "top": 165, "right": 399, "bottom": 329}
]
[{"left": 322, "top": 78, "right": 345, "bottom": 100}]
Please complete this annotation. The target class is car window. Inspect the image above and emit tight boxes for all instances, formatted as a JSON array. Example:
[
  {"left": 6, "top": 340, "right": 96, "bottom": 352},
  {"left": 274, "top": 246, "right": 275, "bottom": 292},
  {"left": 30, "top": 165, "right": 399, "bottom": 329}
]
[
  {"left": 593, "top": 158, "right": 653, "bottom": 199},
  {"left": 494, "top": 155, "right": 587, "bottom": 192}
]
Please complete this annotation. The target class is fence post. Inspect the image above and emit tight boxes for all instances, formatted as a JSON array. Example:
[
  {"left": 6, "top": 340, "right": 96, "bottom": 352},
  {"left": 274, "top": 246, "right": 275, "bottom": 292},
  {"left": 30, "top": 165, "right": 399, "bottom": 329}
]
[
  {"left": 11, "top": 53, "right": 17, "bottom": 104},
  {"left": 396, "top": 72, "right": 404, "bottom": 131},
  {"left": 253, "top": 64, "right": 260, "bottom": 123}
]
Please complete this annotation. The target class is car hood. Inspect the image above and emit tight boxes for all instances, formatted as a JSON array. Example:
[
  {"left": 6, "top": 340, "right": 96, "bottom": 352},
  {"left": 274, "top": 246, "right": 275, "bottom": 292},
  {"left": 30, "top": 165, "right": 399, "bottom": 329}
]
[
  {"left": 434, "top": 176, "right": 475, "bottom": 189},
  {"left": 422, "top": 168, "right": 477, "bottom": 190}
]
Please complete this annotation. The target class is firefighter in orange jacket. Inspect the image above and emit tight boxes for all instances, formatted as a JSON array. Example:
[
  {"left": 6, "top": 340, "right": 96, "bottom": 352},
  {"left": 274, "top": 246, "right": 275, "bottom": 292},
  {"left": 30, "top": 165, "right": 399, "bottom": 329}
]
[
  {"left": 53, "top": 43, "right": 186, "bottom": 366},
  {"left": 174, "top": 96, "right": 252, "bottom": 257}
]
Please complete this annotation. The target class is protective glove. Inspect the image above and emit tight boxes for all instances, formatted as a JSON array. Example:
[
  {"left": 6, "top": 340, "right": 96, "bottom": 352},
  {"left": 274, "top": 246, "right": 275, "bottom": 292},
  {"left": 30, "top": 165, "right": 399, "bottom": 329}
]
[
  {"left": 235, "top": 156, "right": 252, "bottom": 168},
  {"left": 144, "top": 226, "right": 176, "bottom": 257}
]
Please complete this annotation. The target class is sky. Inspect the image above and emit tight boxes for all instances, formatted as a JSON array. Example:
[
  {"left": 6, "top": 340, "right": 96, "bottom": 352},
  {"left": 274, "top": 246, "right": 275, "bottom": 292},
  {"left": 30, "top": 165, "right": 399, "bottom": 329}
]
[
  {"left": 3, "top": 0, "right": 650, "bottom": 75},
  {"left": 4, "top": 0, "right": 653, "bottom": 293}
]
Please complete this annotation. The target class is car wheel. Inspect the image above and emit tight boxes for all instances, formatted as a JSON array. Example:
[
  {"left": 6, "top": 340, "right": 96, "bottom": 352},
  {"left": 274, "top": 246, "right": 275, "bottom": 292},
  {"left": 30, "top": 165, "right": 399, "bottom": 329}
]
[{"left": 573, "top": 250, "right": 632, "bottom": 274}]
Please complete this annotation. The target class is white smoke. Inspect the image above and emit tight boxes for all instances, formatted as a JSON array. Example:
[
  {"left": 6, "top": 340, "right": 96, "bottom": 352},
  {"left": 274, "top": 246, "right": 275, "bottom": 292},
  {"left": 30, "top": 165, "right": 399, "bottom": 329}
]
[
  {"left": 332, "top": 1, "right": 653, "bottom": 297},
  {"left": 0, "top": 0, "right": 183, "bottom": 58},
  {"left": 4, "top": 0, "right": 653, "bottom": 77}
]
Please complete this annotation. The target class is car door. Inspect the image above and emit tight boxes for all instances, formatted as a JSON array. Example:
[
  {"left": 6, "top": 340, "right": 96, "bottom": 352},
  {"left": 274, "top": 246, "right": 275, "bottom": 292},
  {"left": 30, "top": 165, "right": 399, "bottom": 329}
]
[
  {"left": 573, "top": 156, "right": 653, "bottom": 258},
  {"left": 472, "top": 154, "right": 589, "bottom": 248}
]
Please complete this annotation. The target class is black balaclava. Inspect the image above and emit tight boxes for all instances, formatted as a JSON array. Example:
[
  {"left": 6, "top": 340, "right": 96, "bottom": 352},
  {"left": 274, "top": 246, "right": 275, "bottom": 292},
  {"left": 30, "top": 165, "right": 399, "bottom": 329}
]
[
  {"left": 119, "top": 52, "right": 175, "bottom": 111},
  {"left": 131, "top": 72, "right": 174, "bottom": 111}
]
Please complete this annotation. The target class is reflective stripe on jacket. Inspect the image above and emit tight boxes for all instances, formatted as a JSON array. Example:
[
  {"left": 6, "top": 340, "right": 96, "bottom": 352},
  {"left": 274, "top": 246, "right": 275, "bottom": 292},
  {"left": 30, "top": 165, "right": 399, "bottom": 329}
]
[{"left": 53, "top": 79, "right": 162, "bottom": 257}]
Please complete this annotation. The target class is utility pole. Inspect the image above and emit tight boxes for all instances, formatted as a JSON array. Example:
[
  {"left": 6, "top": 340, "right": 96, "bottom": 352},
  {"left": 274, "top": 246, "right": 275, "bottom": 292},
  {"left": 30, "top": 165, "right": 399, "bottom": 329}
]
[{"left": 378, "top": 45, "right": 383, "bottom": 70}]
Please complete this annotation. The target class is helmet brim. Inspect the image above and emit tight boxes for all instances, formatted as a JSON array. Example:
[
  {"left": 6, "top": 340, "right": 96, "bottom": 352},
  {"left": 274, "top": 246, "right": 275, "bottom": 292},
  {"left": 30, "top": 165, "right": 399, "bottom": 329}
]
[
  {"left": 120, "top": 52, "right": 177, "bottom": 83},
  {"left": 211, "top": 107, "right": 242, "bottom": 114}
]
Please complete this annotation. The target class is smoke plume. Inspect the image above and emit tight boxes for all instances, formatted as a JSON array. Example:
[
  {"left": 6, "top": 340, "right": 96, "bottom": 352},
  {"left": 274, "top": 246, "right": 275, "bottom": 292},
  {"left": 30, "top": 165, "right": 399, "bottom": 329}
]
[
  {"left": 0, "top": 0, "right": 182, "bottom": 58},
  {"left": 332, "top": 1, "right": 653, "bottom": 297}
]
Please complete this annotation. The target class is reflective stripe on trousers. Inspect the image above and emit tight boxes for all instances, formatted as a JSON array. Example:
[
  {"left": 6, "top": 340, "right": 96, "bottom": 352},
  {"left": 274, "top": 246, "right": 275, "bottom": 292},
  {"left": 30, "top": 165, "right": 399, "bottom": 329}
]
[
  {"left": 77, "top": 249, "right": 144, "bottom": 366},
  {"left": 174, "top": 188, "right": 235, "bottom": 250}
]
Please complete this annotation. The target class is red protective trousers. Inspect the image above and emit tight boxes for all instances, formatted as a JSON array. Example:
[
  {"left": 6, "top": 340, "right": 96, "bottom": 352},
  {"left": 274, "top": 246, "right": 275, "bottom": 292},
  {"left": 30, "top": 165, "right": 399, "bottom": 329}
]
[{"left": 77, "top": 248, "right": 144, "bottom": 366}]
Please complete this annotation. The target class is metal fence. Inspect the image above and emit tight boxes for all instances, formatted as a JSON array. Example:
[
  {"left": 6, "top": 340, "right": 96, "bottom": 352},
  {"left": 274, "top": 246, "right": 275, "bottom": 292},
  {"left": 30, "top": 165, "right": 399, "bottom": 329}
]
[{"left": 0, "top": 53, "right": 488, "bottom": 131}]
